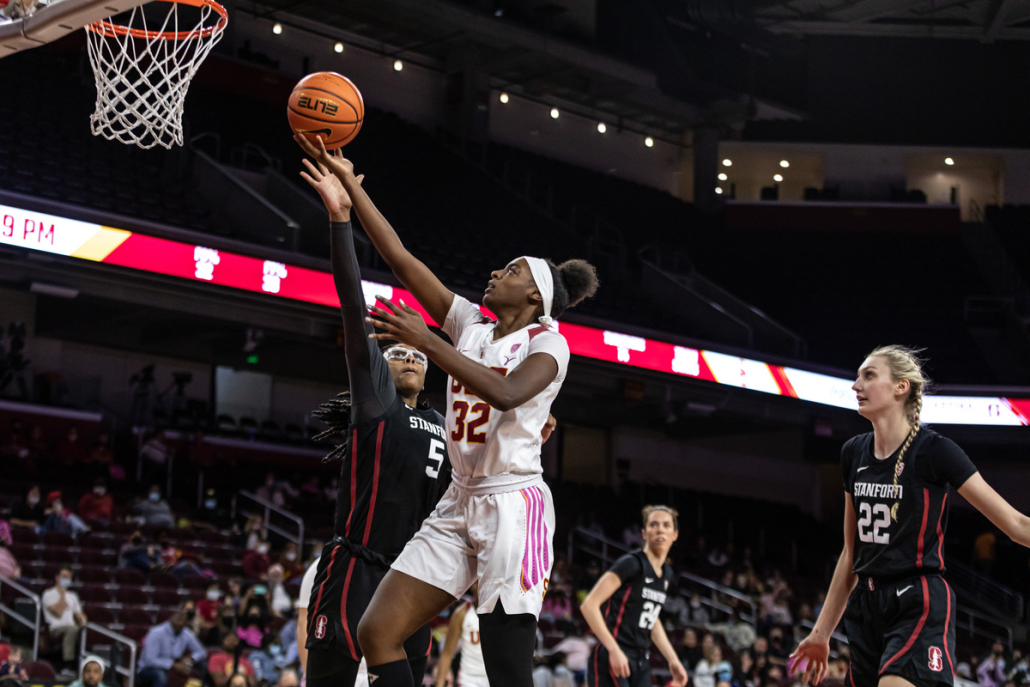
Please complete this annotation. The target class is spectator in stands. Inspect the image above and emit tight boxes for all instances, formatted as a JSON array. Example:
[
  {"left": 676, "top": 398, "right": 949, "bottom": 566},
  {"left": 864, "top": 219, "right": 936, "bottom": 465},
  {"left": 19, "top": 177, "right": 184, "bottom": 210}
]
[
  {"left": 707, "top": 546, "right": 729, "bottom": 568},
  {"left": 693, "top": 645, "right": 732, "bottom": 687},
  {"left": 78, "top": 479, "right": 113, "bottom": 525},
  {"left": 266, "top": 564, "right": 292, "bottom": 616},
  {"left": 255, "top": 472, "right": 297, "bottom": 508},
  {"left": 1008, "top": 649, "right": 1029, "bottom": 685},
  {"left": 137, "top": 603, "right": 206, "bottom": 687},
  {"left": 138, "top": 430, "right": 170, "bottom": 488},
  {"left": 225, "top": 577, "right": 244, "bottom": 614},
  {"left": 8, "top": 484, "right": 44, "bottom": 528},
  {"left": 974, "top": 529, "right": 998, "bottom": 577},
  {"left": 119, "top": 531, "right": 159, "bottom": 574},
  {"left": 676, "top": 628, "right": 703, "bottom": 670},
  {"left": 87, "top": 432, "right": 114, "bottom": 467},
  {"left": 540, "top": 587, "right": 573, "bottom": 626},
  {"left": 708, "top": 609, "right": 756, "bottom": 653},
  {"left": 248, "top": 632, "right": 284, "bottom": 685},
  {"left": 135, "top": 485, "right": 175, "bottom": 529},
  {"left": 242, "top": 539, "right": 271, "bottom": 580},
  {"left": 732, "top": 649, "right": 755, "bottom": 687},
  {"left": 55, "top": 425, "right": 85, "bottom": 466},
  {"left": 277, "top": 669, "right": 299, "bottom": 687},
  {"left": 42, "top": 566, "right": 87, "bottom": 670},
  {"left": 685, "top": 593, "right": 711, "bottom": 626},
  {"left": 0, "top": 645, "right": 29, "bottom": 681},
  {"left": 0, "top": 521, "right": 22, "bottom": 580},
  {"left": 41, "top": 490, "right": 90, "bottom": 537},
  {"left": 549, "top": 628, "right": 593, "bottom": 685},
  {"left": 303, "top": 540, "right": 322, "bottom": 569},
  {"left": 191, "top": 488, "right": 231, "bottom": 531},
  {"left": 1, "top": 420, "right": 32, "bottom": 475},
  {"left": 197, "top": 582, "right": 223, "bottom": 641},
  {"left": 211, "top": 604, "right": 239, "bottom": 648},
  {"left": 279, "top": 541, "right": 303, "bottom": 580},
  {"left": 243, "top": 516, "right": 265, "bottom": 551},
  {"left": 207, "top": 633, "right": 255, "bottom": 687},
  {"left": 69, "top": 655, "right": 110, "bottom": 687},
  {"left": 765, "top": 627, "right": 789, "bottom": 666},
  {"left": 236, "top": 599, "right": 269, "bottom": 649},
  {"left": 979, "top": 641, "right": 1009, "bottom": 687}
]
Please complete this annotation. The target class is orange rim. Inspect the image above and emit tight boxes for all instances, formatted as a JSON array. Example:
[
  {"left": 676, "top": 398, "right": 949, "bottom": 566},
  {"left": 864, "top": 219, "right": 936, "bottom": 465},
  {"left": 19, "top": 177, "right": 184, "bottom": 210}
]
[{"left": 86, "top": 0, "right": 228, "bottom": 40}]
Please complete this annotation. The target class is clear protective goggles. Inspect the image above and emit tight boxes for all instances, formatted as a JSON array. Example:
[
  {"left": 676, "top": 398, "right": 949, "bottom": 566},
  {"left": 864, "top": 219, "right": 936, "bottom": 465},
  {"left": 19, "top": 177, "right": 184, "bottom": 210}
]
[{"left": 383, "top": 345, "right": 428, "bottom": 367}]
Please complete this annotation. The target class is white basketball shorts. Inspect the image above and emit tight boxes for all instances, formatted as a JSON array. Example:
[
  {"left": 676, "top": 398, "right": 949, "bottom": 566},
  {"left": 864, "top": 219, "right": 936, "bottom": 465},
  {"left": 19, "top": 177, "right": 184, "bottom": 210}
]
[{"left": 391, "top": 479, "right": 554, "bottom": 617}]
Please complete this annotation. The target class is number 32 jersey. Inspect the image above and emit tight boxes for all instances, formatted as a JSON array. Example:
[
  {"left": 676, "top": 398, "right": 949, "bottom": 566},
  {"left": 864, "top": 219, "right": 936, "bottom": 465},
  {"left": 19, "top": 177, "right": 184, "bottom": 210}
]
[
  {"left": 442, "top": 295, "right": 570, "bottom": 491},
  {"left": 602, "top": 551, "right": 673, "bottom": 652},
  {"left": 842, "top": 428, "right": 977, "bottom": 580}
]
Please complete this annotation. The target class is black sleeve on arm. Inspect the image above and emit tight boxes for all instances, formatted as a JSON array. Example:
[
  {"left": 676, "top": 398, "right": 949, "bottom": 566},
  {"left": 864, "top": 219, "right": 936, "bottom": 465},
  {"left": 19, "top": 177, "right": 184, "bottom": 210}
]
[
  {"left": 331, "top": 221, "right": 396, "bottom": 423},
  {"left": 608, "top": 553, "right": 642, "bottom": 585},
  {"left": 924, "top": 435, "right": 978, "bottom": 489}
]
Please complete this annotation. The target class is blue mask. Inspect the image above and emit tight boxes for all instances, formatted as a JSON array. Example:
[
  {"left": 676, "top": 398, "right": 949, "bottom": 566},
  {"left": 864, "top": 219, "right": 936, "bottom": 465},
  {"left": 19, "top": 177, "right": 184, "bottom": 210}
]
[
  {"left": 59, "top": 578, "right": 72, "bottom": 588},
  {"left": 269, "top": 645, "right": 282, "bottom": 657},
  {"left": 204, "top": 499, "right": 217, "bottom": 509},
  {"left": 149, "top": 492, "right": 160, "bottom": 502}
]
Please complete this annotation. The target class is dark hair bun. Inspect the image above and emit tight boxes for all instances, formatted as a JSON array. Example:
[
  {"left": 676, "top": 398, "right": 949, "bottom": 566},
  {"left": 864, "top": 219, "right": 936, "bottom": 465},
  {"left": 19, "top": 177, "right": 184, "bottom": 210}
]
[{"left": 557, "top": 259, "right": 599, "bottom": 307}]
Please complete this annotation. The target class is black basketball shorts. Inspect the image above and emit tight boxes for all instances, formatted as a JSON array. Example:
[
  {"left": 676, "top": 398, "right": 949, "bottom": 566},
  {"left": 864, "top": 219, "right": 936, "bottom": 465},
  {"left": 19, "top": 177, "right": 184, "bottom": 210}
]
[
  {"left": 844, "top": 574, "right": 957, "bottom": 687},
  {"left": 587, "top": 644, "right": 651, "bottom": 687}
]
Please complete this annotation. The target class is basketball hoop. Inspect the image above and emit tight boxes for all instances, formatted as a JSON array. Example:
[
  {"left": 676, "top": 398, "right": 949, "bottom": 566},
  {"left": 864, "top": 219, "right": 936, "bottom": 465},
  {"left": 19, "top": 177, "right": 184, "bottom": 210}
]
[{"left": 85, "top": 0, "right": 227, "bottom": 149}]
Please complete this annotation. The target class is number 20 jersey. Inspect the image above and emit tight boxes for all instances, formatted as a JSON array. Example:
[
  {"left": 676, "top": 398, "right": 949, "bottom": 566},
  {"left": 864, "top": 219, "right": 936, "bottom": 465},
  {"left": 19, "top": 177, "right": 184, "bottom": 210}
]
[
  {"left": 842, "top": 429, "right": 977, "bottom": 581},
  {"left": 442, "top": 295, "right": 570, "bottom": 492}
]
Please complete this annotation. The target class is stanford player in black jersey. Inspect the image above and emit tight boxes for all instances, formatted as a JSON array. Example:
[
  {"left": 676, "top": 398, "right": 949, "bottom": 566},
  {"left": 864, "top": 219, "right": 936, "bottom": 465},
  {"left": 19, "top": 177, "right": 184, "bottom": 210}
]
[
  {"left": 298, "top": 154, "right": 450, "bottom": 687},
  {"left": 792, "top": 346, "right": 1030, "bottom": 687},
  {"left": 581, "top": 506, "right": 688, "bottom": 687}
]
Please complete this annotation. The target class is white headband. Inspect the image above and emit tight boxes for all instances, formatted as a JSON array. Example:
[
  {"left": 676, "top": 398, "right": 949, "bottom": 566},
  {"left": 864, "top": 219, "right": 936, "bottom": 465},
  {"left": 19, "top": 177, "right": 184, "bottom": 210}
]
[{"left": 518, "top": 256, "right": 555, "bottom": 327}]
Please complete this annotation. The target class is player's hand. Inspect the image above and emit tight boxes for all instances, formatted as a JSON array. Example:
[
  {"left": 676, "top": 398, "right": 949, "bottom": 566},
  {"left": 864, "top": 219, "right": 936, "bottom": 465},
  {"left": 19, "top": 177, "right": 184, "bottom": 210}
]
[
  {"left": 670, "top": 660, "right": 689, "bottom": 687},
  {"left": 609, "top": 646, "right": 631, "bottom": 678},
  {"left": 541, "top": 413, "right": 557, "bottom": 444},
  {"left": 294, "top": 134, "right": 357, "bottom": 182},
  {"left": 299, "top": 155, "right": 364, "bottom": 222},
  {"left": 366, "top": 297, "right": 432, "bottom": 350},
  {"left": 789, "top": 634, "right": 830, "bottom": 686}
]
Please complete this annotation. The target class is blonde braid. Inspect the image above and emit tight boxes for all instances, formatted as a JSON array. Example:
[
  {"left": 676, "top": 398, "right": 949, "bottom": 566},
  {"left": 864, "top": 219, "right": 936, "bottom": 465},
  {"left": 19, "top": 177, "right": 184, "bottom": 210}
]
[{"left": 890, "top": 392, "right": 922, "bottom": 522}]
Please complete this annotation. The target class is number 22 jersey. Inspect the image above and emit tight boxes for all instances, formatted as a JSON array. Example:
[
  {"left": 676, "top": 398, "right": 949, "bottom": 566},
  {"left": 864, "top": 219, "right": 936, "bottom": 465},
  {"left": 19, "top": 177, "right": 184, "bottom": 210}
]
[
  {"left": 442, "top": 295, "right": 570, "bottom": 492},
  {"left": 842, "top": 428, "right": 977, "bottom": 581}
]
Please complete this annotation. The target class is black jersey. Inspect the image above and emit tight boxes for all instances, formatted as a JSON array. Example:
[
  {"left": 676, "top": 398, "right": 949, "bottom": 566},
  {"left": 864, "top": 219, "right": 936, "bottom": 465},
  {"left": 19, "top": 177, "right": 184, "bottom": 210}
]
[
  {"left": 842, "top": 429, "right": 977, "bottom": 580},
  {"left": 601, "top": 550, "right": 674, "bottom": 652}
]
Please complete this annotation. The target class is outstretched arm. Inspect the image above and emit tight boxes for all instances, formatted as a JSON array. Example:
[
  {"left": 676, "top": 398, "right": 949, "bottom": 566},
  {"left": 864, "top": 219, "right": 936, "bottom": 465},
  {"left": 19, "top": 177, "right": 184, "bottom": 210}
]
[
  {"left": 435, "top": 604, "right": 468, "bottom": 687},
  {"left": 296, "top": 135, "right": 455, "bottom": 326},
  {"left": 300, "top": 157, "right": 395, "bottom": 422},
  {"left": 959, "top": 474, "right": 1030, "bottom": 547}
]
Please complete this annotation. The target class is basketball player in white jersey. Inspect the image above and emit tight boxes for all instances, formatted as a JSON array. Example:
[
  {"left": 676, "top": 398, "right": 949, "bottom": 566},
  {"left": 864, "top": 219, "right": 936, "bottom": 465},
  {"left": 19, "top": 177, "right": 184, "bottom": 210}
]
[
  {"left": 436, "top": 585, "right": 488, "bottom": 687},
  {"left": 293, "top": 135, "right": 598, "bottom": 687}
]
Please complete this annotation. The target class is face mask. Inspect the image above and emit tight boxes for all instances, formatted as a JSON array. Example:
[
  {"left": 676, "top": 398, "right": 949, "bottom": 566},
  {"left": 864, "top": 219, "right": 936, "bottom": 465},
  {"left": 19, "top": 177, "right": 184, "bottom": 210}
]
[
  {"left": 27, "top": 496, "right": 39, "bottom": 506},
  {"left": 149, "top": 492, "right": 160, "bottom": 501},
  {"left": 59, "top": 578, "right": 72, "bottom": 587},
  {"left": 269, "top": 645, "right": 282, "bottom": 657},
  {"left": 94, "top": 487, "right": 106, "bottom": 496},
  {"left": 205, "top": 499, "right": 217, "bottom": 509},
  {"left": 285, "top": 552, "right": 297, "bottom": 561},
  {"left": 207, "top": 590, "right": 221, "bottom": 601},
  {"left": 253, "top": 585, "right": 267, "bottom": 595},
  {"left": 186, "top": 611, "right": 196, "bottom": 622}
]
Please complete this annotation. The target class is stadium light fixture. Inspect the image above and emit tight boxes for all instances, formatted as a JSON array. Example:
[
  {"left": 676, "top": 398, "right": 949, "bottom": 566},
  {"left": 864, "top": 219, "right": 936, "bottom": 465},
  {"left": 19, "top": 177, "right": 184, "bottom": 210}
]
[
  {"left": 645, "top": 137, "right": 654, "bottom": 147},
  {"left": 597, "top": 122, "right": 606, "bottom": 133},
  {"left": 550, "top": 108, "right": 560, "bottom": 119},
  {"left": 718, "top": 173, "right": 727, "bottom": 181},
  {"left": 780, "top": 160, "right": 790, "bottom": 168},
  {"left": 334, "top": 42, "right": 344, "bottom": 53},
  {"left": 722, "top": 159, "right": 732, "bottom": 167},
  {"left": 774, "top": 174, "right": 783, "bottom": 182},
  {"left": 272, "top": 23, "right": 282, "bottom": 34},
  {"left": 945, "top": 157, "right": 955, "bottom": 165},
  {"left": 499, "top": 93, "right": 509, "bottom": 104},
  {"left": 715, "top": 187, "right": 723, "bottom": 194},
  {"left": 394, "top": 60, "right": 403, "bottom": 71}
]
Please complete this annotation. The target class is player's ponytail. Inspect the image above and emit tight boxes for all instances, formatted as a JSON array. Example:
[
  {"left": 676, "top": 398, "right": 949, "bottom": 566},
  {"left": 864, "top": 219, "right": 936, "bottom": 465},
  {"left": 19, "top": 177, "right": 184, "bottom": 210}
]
[
  {"left": 311, "top": 391, "right": 352, "bottom": 462},
  {"left": 546, "top": 259, "right": 599, "bottom": 319},
  {"left": 867, "top": 345, "right": 929, "bottom": 522}
]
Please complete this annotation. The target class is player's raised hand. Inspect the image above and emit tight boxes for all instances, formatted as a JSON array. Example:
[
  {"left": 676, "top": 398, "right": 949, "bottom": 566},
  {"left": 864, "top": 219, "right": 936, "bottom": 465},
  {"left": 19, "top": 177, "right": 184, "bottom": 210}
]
[
  {"left": 299, "top": 157, "right": 363, "bottom": 222},
  {"left": 294, "top": 134, "right": 357, "bottom": 181},
  {"left": 789, "top": 635, "right": 830, "bottom": 686},
  {"left": 366, "top": 297, "right": 432, "bottom": 351}
]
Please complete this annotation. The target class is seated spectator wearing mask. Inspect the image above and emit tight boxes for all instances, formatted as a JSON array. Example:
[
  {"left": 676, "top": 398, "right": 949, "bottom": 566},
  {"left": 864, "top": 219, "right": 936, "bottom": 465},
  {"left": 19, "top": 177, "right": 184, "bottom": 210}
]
[
  {"left": 119, "top": 531, "right": 159, "bottom": 574},
  {"left": 207, "top": 632, "right": 255, "bottom": 687},
  {"left": 0, "top": 645, "right": 30, "bottom": 681},
  {"left": 249, "top": 632, "right": 285, "bottom": 685},
  {"left": 242, "top": 540, "right": 271, "bottom": 580},
  {"left": 237, "top": 596, "right": 269, "bottom": 649},
  {"left": 9, "top": 485, "right": 45, "bottom": 529},
  {"left": 137, "top": 602, "right": 206, "bottom": 687},
  {"left": 267, "top": 564, "right": 293, "bottom": 616},
  {"left": 135, "top": 486, "right": 175, "bottom": 529},
  {"left": 69, "top": 655, "right": 110, "bottom": 687},
  {"left": 78, "top": 480, "right": 113, "bottom": 525},
  {"left": 0, "top": 521, "right": 23, "bottom": 579},
  {"left": 42, "top": 566, "right": 88, "bottom": 669},
  {"left": 197, "top": 583, "right": 223, "bottom": 641},
  {"left": 192, "top": 489, "right": 231, "bottom": 532},
  {"left": 42, "top": 490, "right": 90, "bottom": 537},
  {"left": 279, "top": 541, "right": 303, "bottom": 580}
]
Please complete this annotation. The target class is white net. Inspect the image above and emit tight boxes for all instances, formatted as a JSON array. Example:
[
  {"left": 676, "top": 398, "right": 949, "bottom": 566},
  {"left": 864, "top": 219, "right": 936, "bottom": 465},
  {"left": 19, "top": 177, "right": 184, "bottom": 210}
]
[{"left": 85, "top": 0, "right": 226, "bottom": 149}]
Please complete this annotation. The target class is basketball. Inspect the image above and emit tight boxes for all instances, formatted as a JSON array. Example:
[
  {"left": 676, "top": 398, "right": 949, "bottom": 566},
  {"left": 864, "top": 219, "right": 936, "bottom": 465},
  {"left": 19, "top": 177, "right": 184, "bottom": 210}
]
[{"left": 287, "top": 72, "right": 364, "bottom": 150}]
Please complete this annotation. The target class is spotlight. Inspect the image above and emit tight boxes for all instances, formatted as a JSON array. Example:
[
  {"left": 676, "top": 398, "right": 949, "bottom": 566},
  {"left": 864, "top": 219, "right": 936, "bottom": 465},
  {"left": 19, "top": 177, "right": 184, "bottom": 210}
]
[
  {"left": 393, "top": 60, "right": 403, "bottom": 71},
  {"left": 597, "top": 122, "right": 606, "bottom": 133},
  {"left": 272, "top": 22, "right": 282, "bottom": 34},
  {"left": 499, "top": 93, "right": 509, "bottom": 104},
  {"left": 774, "top": 174, "right": 783, "bottom": 182},
  {"left": 645, "top": 137, "right": 654, "bottom": 147},
  {"left": 780, "top": 160, "right": 790, "bottom": 168},
  {"left": 722, "top": 159, "right": 732, "bottom": 167},
  {"left": 550, "top": 108, "right": 559, "bottom": 119},
  {"left": 718, "top": 173, "right": 727, "bottom": 181},
  {"left": 334, "top": 42, "right": 344, "bottom": 53},
  {"left": 945, "top": 157, "right": 954, "bottom": 165},
  {"left": 715, "top": 187, "right": 723, "bottom": 194}
]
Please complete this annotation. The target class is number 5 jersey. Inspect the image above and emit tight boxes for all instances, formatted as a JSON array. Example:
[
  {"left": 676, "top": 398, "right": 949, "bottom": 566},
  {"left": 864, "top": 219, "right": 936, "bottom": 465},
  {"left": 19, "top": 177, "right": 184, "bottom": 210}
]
[{"left": 841, "top": 428, "right": 977, "bottom": 581}]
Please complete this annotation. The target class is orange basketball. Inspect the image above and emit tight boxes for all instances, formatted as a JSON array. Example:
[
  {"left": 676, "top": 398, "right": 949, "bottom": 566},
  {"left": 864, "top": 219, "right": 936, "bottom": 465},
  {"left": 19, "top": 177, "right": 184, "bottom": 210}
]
[{"left": 287, "top": 72, "right": 364, "bottom": 150}]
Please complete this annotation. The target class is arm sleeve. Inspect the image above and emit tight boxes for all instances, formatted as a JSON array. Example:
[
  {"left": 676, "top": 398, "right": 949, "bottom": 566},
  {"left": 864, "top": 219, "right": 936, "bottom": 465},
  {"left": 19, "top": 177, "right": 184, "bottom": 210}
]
[
  {"left": 331, "top": 221, "right": 396, "bottom": 424},
  {"left": 925, "top": 436, "right": 978, "bottom": 489},
  {"left": 442, "top": 295, "right": 489, "bottom": 346},
  {"left": 607, "top": 553, "right": 642, "bottom": 585},
  {"left": 526, "top": 331, "right": 570, "bottom": 383},
  {"left": 141, "top": 630, "right": 175, "bottom": 670},
  {"left": 188, "top": 631, "right": 207, "bottom": 663}
]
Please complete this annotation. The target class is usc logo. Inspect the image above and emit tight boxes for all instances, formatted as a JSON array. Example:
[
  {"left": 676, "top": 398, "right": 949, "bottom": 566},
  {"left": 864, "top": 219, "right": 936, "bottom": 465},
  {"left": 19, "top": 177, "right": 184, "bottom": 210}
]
[{"left": 542, "top": 578, "right": 549, "bottom": 600}]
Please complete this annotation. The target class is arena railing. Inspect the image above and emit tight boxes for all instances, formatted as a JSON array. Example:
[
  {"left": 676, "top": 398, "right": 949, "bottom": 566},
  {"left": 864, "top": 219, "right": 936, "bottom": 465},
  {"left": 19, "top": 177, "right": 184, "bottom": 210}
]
[
  {"left": 0, "top": 574, "right": 41, "bottom": 660},
  {"left": 954, "top": 604, "right": 1014, "bottom": 650},
  {"left": 567, "top": 527, "right": 759, "bottom": 628},
  {"left": 233, "top": 490, "right": 305, "bottom": 550},
  {"left": 945, "top": 558, "right": 1025, "bottom": 621},
  {"left": 79, "top": 623, "right": 138, "bottom": 687}
]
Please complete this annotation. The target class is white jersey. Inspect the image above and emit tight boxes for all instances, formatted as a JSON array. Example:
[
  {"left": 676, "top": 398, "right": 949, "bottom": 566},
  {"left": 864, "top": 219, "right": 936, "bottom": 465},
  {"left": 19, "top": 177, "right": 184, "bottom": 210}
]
[
  {"left": 297, "top": 559, "right": 319, "bottom": 609},
  {"left": 442, "top": 295, "right": 570, "bottom": 493},
  {"left": 459, "top": 601, "right": 487, "bottom": 680}
]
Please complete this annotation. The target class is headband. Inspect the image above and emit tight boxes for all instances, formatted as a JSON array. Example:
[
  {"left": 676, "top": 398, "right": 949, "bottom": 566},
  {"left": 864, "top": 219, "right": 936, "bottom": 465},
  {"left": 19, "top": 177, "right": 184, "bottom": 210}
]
[{"left": 518, "top": 256, "right": 555, "bottom": 327}]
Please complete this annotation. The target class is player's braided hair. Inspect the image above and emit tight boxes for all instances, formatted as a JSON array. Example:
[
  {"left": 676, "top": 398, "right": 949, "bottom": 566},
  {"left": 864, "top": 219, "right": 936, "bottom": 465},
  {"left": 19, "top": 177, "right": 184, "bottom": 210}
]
[
  {"left": 868, "top": 345, "right": 929, "bottom": 522},
  {"left": 311, "top": 391, "right": 352, "bottom": 462}
]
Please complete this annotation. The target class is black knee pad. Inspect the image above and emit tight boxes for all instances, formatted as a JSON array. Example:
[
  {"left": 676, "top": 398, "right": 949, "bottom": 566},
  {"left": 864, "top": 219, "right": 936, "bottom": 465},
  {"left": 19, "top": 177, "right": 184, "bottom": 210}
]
[{"left": 478, "top": 602, "right": 537, "bottom": 687}]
